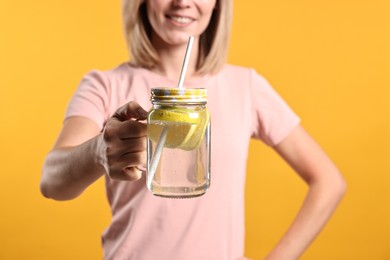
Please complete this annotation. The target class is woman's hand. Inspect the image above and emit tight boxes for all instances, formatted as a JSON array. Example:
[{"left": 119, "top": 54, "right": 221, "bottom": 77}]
[
  {"left": 41, "top": 101, "right": 148, "bottom": 200},
  {"left": 102, "top": 101, "right": 148, "bottom": 181}
]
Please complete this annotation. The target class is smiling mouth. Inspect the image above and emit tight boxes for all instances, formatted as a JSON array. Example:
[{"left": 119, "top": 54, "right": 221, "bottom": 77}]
[{"left": 167, "top": 15, "right": 194, "bottom": 24}]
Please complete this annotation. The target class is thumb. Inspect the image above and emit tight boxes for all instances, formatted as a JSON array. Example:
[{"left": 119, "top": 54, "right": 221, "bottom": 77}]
[{"left": 113, "top": 101, "right": 148, "bottom": 121}]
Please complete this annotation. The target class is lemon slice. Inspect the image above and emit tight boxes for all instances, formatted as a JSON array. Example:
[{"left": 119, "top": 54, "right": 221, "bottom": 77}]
[
  {"left": 148, "top": 107, "right": 200, "bottom": 149},
  {"left": 179, "top": 110, "right": 210, "bottom": 151}
]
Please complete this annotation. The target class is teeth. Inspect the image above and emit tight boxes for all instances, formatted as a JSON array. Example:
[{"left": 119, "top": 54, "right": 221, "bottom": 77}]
[{"left": 170, "top": 16, "right": 192, "bottom": 24}]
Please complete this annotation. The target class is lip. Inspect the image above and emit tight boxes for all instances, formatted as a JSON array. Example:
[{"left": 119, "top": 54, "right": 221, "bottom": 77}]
[{"left": 165, "top": 14, "right": 195, "bottom": 27}]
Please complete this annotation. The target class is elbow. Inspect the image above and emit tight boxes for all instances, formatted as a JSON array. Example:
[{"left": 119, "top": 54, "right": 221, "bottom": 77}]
[
  {"left": 335, "top": 174, "right": 347, "bottom": 201},
  {"left": 40, "top": 159, "right": 80, "bottom": 201},
  {"left": 40, "top": 178, "right": 56, "bottom": 200},
  {"left": 40, "top": 175, "right": 78, "bottom": 201},
  {"left": 40, "top": 159, "right": 58, "bottom": 200},
  {"left": 308, "top": 169, "right": 347, "bottom": 202},
  {"left": 322, "top": 171, "right": 347, "bottom": 203},
  {"left": 40, "top": 180, "right": 50, "bottom": 199},
  {"left": 40, "top": 168, "right": 52, "bottom": 199},
  {"left": 40, "top": 166, "right": 59, "bottom": 200},
  {"left": 39, "top": 178, "right": 58, "bottom": 200}
]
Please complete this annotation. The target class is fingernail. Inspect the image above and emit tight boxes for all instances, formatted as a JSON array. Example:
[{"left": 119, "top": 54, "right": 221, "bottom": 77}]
[{"left": 137, "top": 108, "right": 148, "bottom": 118}]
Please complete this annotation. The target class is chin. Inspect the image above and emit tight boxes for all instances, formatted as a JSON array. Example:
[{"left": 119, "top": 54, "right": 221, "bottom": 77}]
[{"left": 161, "top": 31, "right": 197, "bottom": 45}]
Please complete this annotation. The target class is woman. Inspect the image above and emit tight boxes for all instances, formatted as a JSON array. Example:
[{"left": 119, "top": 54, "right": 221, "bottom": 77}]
[{"left": 40, "top": 0, "right": 346, "bottom": 259}]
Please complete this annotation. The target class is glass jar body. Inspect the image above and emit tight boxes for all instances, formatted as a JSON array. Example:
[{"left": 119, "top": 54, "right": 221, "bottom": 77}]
[{"left": 146, "top": 88, "right": 211, "bottom": 198}]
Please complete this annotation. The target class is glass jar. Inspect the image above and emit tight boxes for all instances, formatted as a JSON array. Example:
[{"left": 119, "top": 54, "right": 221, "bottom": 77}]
[{"left": 146, "top": 88, "right": 211, "bottom": 198}]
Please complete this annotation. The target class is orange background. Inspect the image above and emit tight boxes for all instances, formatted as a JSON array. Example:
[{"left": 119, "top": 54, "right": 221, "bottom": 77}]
[{"left": 0, "top": 0, "right": 389, "bottom": 259}]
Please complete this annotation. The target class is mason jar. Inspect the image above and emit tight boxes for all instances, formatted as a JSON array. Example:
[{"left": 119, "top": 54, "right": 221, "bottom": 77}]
[{"left": 146, "top": 88, "right": 211, "bottom": 198}]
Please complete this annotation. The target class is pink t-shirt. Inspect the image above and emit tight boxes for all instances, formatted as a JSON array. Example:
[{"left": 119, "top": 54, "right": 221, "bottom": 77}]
[{"left": 66, "top": 63, "right": 300, "bottom": 260}]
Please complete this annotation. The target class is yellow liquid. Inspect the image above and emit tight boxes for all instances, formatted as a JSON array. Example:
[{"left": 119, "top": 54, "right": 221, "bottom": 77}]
[{"left": 147, "top": 121, "right": 210, "bottom": 198}]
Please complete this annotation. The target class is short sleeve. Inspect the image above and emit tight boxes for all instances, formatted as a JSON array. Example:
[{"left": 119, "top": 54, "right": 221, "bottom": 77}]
[
  {"left": 65, "top": 70, "right": 110, "bottom": 130},
  {"left": 250, "top": 69, "right": 300, "bottom": 146}
]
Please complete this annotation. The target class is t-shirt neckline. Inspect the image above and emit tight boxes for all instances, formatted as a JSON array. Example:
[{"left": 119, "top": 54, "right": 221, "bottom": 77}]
[{"left": 125, "top": 62, "right": 212, "bottom": 88}]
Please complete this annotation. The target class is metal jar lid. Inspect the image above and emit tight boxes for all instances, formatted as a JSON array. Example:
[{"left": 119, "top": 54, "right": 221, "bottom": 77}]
[{"left": 151, "top": 88, "right": 207, "bottom": 104}]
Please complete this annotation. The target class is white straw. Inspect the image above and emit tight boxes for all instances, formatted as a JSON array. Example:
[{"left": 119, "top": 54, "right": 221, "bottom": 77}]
[
  {"left": 177, "top": 36, "right": 194, "bottom": 89},
  {"left": 148, "top": 36, "right": 195, "bottom": 189},
  {"left": 147, "top": 127, "right": 168, "bottom": 188}
]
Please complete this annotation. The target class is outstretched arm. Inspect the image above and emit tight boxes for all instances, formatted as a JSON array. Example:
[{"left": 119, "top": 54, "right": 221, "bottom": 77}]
[
  {"left": 265, "top": 125, "right": 346, "bottom": 260},
  {"left": 40, "top": 102, "right": 148, "bottom": 201}
]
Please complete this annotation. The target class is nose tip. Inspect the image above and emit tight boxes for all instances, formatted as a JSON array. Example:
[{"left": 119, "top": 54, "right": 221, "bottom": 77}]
[{"left": 172, "top": 0, "right": 191, "bottom": 8}]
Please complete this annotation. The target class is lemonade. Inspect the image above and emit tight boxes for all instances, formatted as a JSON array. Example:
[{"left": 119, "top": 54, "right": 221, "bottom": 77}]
[
  {"left": 147, "top": 107, "right": 209, "bottom": 150},
  {"left": 146, "top": 88, "right": 211, "bottom": 198}
]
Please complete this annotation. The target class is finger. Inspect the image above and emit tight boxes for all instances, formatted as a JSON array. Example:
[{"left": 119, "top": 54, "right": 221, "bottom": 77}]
[
  {"left": 106, "top": 150, "right": 146, "bottom": 173},
  {"left": 120, "top": 150, "right": 147, "bottom": 165},
  {"left": 114, "top": 101, "right": 148, "bottom": 121},
  {"left": 117, "top": 120, "right": 147, "bottom": 140},
  {"left": 105, "top": 136, "right": 146, "bottom": 165},
  {"left": 104, "top": 120, "right": 147, "bottom": 143},
  {"left": 134, "top": 163, "right": 147, "bottom": 172},
  {"left": 122, "top": 167, "right": 143, "bottom": 181},
  {"left": 120, "top": 136, "right": 147, "bottom": 152},
  {"left": 109, "top": 166, "right": 143, "bottom": 181}
]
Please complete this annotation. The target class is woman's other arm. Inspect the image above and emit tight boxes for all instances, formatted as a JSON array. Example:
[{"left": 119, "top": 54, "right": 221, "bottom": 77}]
[{"left": 265, "top": 125, "right": 347, "bottom": 260}]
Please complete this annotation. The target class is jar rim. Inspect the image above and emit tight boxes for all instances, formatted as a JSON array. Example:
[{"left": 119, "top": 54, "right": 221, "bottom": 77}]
[{"left": 151, "top": 88, "right": 207, "bottom": 103}]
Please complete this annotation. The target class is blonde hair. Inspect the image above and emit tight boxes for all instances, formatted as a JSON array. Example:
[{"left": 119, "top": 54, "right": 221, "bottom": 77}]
[{"left": 122, "top": 0, "right": 232, "bottom": 75}]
